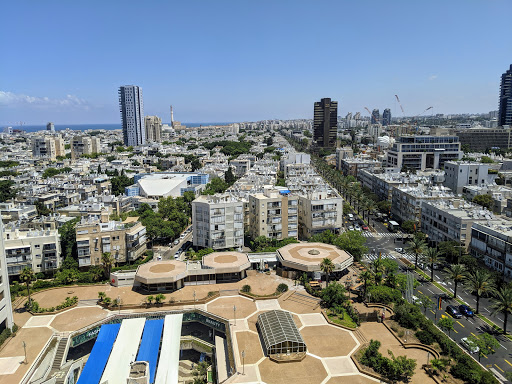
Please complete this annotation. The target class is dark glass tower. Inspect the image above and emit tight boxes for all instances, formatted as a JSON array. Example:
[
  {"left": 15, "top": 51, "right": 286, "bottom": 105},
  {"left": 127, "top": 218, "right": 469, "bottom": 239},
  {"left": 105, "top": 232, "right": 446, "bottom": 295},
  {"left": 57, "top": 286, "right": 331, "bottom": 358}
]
[
  {"left": 371, "top": 109, "right": 380, "bottom": 124},
  {"left": 499, "top": 65, "right": 512, "bottom": 127},
  {"left": 382, "top": 108, "right": 391, "bottom": 126},
  {"left": 313, "top": 98, "right": 338, "bottom": 147}
]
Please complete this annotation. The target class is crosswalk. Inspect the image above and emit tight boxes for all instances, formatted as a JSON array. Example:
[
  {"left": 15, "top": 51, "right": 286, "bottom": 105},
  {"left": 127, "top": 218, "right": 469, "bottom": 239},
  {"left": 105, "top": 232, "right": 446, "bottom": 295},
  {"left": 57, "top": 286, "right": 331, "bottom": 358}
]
[
  {"left": 361, "top": 232, "right": 405, "bottom": 238},
  {"left": 362, "top": 252, "right": 417, "bottom": 263}
]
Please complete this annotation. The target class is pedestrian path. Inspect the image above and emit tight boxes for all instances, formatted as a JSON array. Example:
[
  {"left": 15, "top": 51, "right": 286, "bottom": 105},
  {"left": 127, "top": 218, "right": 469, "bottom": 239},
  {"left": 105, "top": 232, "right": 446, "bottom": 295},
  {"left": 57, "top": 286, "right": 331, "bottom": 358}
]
[{"left": 361, "top": 232, "right": 406, "bottom": 238}]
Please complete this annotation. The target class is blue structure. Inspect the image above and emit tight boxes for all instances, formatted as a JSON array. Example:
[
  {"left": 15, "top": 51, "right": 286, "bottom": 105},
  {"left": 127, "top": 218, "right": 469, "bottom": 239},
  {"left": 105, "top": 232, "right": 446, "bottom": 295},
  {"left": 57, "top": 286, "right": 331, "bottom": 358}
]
[
  {"left": 77, "top": 323, "right": 121, "bottom": 384},
  {"left": 136, "top": 319, "right": 164, "bottom": 384},
  {"left": 125, "top": 185, "right": 140, "bottom": 196}
]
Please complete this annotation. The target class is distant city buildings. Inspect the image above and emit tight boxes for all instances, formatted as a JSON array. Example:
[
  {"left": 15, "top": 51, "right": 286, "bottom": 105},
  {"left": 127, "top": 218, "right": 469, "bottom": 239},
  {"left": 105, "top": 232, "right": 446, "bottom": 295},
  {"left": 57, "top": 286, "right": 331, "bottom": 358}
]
[
  {"left": 313, "top": 98, "right": 337, "bottom": 147},
  {"left": 456, "top": 128, "right": 512, "bottom": 152},
  {"left": 71, "top": 135, "right": 100, "bottom": 159},
  {"left": 119, "top": 85, "right": 146, "bottom": 146},
  {"left": 371, "top": 109, "right": 380, "bottom": 125},
  {"left": 46, "top": 122, "right": 55, "bottom": 132},
  {"left": 144, "top": 115, "right": 162, "bottom": 143},
  {"left": 31, "top": 136, "right": 65, "bottom": 160},
  {"left": 382, "top": 108, "right": 391, "bottom": 126},
  {"left": 499, "top": 64, "right": 512, "bottom": 127}
]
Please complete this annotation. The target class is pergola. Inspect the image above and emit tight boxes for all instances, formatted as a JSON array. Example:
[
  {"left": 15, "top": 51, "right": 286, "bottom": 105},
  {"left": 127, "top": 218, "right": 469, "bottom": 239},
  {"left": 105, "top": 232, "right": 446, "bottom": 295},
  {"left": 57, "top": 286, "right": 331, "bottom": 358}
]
[{"left": 256, "top": 310, "right": 306, "bottom": 362}]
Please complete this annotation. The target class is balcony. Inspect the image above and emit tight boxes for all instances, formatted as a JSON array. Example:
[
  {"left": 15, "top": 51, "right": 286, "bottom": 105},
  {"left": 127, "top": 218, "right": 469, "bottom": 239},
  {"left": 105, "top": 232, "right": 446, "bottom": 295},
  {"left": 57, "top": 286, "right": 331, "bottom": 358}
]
[{"left": 43, "top": 244, "right": 56, "bottom": 251}]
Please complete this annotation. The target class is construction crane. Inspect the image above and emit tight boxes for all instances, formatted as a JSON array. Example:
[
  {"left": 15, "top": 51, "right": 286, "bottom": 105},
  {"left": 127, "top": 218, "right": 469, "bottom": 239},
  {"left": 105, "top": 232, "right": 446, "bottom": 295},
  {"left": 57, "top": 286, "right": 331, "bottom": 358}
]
[
  {"left": 364, "top": 107, "right": 380, "bottom": 125},
  {"left": 395, "top": 94, "right": 405, "bottom": 117}
]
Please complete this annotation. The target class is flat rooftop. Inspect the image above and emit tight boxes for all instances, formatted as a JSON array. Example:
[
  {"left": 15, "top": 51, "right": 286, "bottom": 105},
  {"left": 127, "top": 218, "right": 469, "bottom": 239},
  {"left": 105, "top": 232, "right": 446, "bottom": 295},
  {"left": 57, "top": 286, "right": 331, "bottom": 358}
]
[
  {"left": 277, "top": 242, "right": 353, "bottom": 272},
  {"left": 136, "top": 260, "right": 187, "bottom": 284},
  {"left": 203, "top": 252, "right": 251, "bottom": 273}
]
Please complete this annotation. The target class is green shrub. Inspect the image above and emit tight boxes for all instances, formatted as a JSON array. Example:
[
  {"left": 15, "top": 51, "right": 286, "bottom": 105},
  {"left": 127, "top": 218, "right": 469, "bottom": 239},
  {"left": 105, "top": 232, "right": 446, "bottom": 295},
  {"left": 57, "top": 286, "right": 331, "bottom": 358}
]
[
  {"left": 366, "top": 285, "right": 403, "bottom": 305},
  {"left": 276, "top": 283, "right": 288, "bottom": 293},
  {"left": 241, "top": 285, "right": 251, "bottom": 293},
  {"left": 415, "top": 330, "right": 434, "bottom": 345}
]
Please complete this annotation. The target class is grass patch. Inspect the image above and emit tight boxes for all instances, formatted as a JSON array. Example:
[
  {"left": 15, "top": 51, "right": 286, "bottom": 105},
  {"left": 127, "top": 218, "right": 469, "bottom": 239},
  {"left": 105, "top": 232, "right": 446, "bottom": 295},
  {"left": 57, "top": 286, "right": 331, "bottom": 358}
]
[{"left": 327, "top": 308, "right": 357, "bottom": 329}]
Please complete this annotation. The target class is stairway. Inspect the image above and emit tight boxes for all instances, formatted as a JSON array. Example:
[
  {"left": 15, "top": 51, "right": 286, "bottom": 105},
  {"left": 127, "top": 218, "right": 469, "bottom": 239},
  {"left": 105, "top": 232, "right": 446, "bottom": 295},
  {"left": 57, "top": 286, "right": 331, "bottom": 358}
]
[
  {"left": 49, "top": 338, "right": 68, "bottom": 376},
  {"left": 354, "top": 328, "right": 369, "bottom": 345},
  {"left": 78, "top": 298, "right": 99, "bottom": 307}
]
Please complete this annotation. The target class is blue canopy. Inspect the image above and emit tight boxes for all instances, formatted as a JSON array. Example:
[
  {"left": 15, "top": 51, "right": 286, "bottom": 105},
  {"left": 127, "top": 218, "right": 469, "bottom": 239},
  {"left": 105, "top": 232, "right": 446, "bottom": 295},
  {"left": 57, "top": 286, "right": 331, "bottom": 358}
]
[
  {"left": 136, "top": 319, "right": 164, "bottom": 383},
  {"left": 77, "top": 323, "right": 121, "bottom": 384}
]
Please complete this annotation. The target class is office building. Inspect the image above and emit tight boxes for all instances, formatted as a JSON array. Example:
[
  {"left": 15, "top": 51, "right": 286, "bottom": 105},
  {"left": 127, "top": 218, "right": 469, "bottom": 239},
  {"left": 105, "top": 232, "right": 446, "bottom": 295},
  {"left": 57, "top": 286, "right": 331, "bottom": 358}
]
[
  {"left": 192, "top": 194, "right": 244, "bottom": 250},
  {"left": 457, "top": 128, "right": 512, "bottom": 151},
  {"left": 0, "top": 222, "right": 14, "bottom": 332},
  {"left": 76, "top": 218, "right": 147, "bottom": 267},
  {"left": 3, "top": 227, "right": 61, "bottom": 276},
  {"left": 382, "top": 108, "right": 391, "bottom": 126},
  {"left": 371, "top": 109, "right": 380, "bottom": 125},
  {"left": 71, "top": 136, "right": 100, "bottom": 159},
  {"left": 443, "top": 161, "right": 490, "bottom": 194},
  {"left": 313, "top": 98, "right": 337, "bottom": 147},
  {"left": 248, "top": 188, "right": 298, "bottom": 241},
  {"left": 144, "top": 115, "right": 162, "bottom": 143},
  {"left": 499, "top": 64, "right": 512, "bottom": 127},
  {"left": 46, "top": 122, "right": 55, "bottom": 132},
  {"left": 386, "top": 135, "right": 462, "bottom": 171},
  {"left": 119, "top": 85, "right": 146, "bottom": 146}
]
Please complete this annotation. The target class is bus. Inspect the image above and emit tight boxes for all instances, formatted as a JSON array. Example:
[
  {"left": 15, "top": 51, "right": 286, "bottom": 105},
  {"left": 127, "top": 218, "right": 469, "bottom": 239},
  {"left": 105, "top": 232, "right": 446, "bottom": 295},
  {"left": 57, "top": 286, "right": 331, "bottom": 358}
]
[{"left": 388, "top": 221, "right": 400, "bottom": 232}]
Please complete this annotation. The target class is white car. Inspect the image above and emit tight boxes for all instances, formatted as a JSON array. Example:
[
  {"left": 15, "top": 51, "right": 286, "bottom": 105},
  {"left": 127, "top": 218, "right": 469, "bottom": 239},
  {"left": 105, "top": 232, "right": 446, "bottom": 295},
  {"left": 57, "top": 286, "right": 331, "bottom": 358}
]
[
  {"left": 174, "top": 251, "right": 181, "bottom": 259},
  {"left": 461, "top": 337, "right": 479, "bottom": 354},
  {"left": 394, "top": 247, "right": 404, "bottom": 253},
  {"left": 348, "top": 226, "right": 354, "bottom": 231},
  {"left": 354, "top": 225, "right": 361, "bottom": 231},
  {"left": 173, "top": 239, "right": 179, "bottom": 246},
  {"left": 180, "top": 234, "right": 186, "bottom": 239}
]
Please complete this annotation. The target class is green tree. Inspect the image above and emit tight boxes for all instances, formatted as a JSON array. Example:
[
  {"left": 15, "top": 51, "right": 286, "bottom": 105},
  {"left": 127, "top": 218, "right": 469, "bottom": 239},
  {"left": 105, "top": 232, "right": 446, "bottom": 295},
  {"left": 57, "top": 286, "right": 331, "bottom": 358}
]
[
  {"left": 401, "top": 220, "right": 417, "bottom": 234},
  {"left": 480, "top": 156, "right": 494, "bottom": 163},
  {"left": 224, "top": 167, "right": 236, "bottom": 184},
  {"left": 418, "top": 293, "right": 433, "bottom": 314},
  {"left": 61, "top": 256, "right": 79, "bottom": 270},
  {"left": 473, "top": 194, "right": 493, "bottom": 209},
  {"left": 438, "top": 317, "right": 454, "bottom": 336},
  {"left": 58, "top": 217, "right": 79, "bottom": 259},
  {"left": 110, "top": 174, "right": 134, "bottom": 196},
  {"left": 360, "top": 270, "right": 373, "bottom": 298},
  {"left": 97, "top": 164, "right": 102, "bottom": 174},
  {"left": 155, "top": 293, "right": 165, "bottom": 304},
  {"left": 202, "top": 177, "right": 229, "bottom": 195},
  {"left": 334, "top": 230, "right": 368, "bottom": 261},
  {"left": 42, "top": 167, "right": 61, "bottom": 178},
  {"left": 320, "top": 257, "right": 335, "bottom": 285},
  {"left": 192, "top": 361, "right": 209, "bottom": 384},
  {"left": 490, "top": 286, "right": 512, "bottom": 334},
  {"left": 35, "top": 201, "right": 51, "bottom": 216},
  {"left": 386, "top": 350, "right": 417, "bottom": 383},
  {"left": 422, "top": 247, "right": 441, "bottom": 282},
  {"left": 444, "top": 264, "right": 466, "bottom": 299},
  {"left": 464, "top": 269, "right": 495, "bottom": 314},
  {"left": 101, "top": 252, "right": 115, "bottom": 278},
  {"left": 405, "top": 236, "right": 427, "bottom": 270},
  {"left": 321, "top": 282, "right": 347, "bottom": 308},
  {"left": 470, "top": 333, "right": 500, "bottom": 362},
  {"left": 0, "top": 180, "right": 16, "bottom": 202},
  {"left": 19, "top": 267, "right": 35, "bottom": 306}
]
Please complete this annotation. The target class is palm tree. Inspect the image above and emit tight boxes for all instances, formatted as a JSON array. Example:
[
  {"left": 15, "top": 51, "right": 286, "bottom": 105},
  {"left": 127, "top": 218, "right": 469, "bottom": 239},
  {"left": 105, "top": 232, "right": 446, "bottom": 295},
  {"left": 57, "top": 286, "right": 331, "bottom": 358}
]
[
  {"left": 464, "top": 269, "right": 495, "bottom": 314},
  {"left": 490, "top": 286, "right": 512, "bottom": 334},
  {"left": 320, "top": 257, "right": 335, "bottom": 285},
  {"left": 101, "top": 252, "right": 115, "bottom": 278},
  {"left": 405, "top": 236, "right": 427, "bottom": 270},
  {"left": 365, "top": 200, "right": 377, "bottom": 227},
  {"left": 422, "top": 247, "right": 441, "bottom": 282},
  {"left": 360, "top": 270, "right": 372, "bottom": 297},
  {"left": 20, "top": 267, "right": 35, "bottom": 306},
  {"left": 360, "top": 198, "right": 370, "bottom": 221},
  {"left": 443, "top": 264, "right": 466, "bottom": 299},
  {"left": 354, "top": 190, "right": 364, "bottom": 214}
]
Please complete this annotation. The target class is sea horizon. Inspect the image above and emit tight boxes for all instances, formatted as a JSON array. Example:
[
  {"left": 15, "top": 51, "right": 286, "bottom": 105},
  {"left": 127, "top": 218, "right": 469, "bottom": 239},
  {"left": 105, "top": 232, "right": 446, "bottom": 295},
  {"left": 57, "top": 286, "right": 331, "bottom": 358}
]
[{"left": 2, "top": 122, "right": 236, "bottom": 133}]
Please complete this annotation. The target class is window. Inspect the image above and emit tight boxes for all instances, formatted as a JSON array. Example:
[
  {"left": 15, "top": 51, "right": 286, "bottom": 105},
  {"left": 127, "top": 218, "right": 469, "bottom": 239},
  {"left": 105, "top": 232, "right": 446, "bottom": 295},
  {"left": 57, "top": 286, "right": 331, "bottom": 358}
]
[{"left": 35, "top": 244, "right": 40, "bottom": 249}]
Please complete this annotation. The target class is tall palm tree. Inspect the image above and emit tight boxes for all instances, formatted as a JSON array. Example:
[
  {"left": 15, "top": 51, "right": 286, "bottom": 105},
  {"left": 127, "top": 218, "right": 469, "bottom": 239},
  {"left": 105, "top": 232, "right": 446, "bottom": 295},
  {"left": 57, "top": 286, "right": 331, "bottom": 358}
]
[
  {"left": 320, "top": 258, "right": 335, "bottom": 285},
  {"left": 365, "top": 200, "right": 377, "bottom": 226},
  {"left": 340, "top": 178, "right": 350, "bottom": 199},
  {"left": 20, "top": 267, "right": 35, "bottom": 306},
  {"left": 490, "top": 286, "right": 512, "bottom": 334},
  {"left": 405, "top": 236, "right": 427, "bottom": 270},
  {"left": 101, "top": 252, "right": 115, "bottom": 279},
  {"left": 354, "top": 190, "right": 364, "bottom": 214},
  {"left": 443, "top": 264, "right": 466, "bottom": 299},
  {"left": 422, "top": 247, "right": 441, "bottom": 282},
  {"left": 464, "top": 269, "right": 495, "bottom": 314},
  {"left": 360, "top": 270, "right": 372, "bottom": 297}
]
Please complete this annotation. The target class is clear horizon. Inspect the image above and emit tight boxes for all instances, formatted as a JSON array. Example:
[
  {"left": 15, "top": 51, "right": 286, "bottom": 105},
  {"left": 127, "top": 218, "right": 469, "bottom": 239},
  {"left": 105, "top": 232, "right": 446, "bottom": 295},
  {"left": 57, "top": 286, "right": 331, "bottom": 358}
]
[{"left": 1, "top": 0, "right": 511, "bottom": 125}]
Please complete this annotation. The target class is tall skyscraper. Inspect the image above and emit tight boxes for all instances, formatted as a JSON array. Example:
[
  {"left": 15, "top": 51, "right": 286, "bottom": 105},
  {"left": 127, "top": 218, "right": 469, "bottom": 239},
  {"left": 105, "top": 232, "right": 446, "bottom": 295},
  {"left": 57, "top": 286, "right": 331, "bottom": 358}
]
[
  {"left": 119, "top": 85, "right": 146, "bottom": 146},
  {"left": 382, "top": 108, "right": 392, "bottom": 126},
  {"left": 46, "top": 122, "right": 55, "bottom": 132},
  {"left": 499, "top": 64, "right": 512, "bottom": 127},
  {"left": 313, "top": 98, "right": 338, "bottom": 147},
  {"left": 371, "top": 109, "right": 380, "bottom": 124},
  {"left": 145, "top": 115, "right": 162, "bottom": 142}
]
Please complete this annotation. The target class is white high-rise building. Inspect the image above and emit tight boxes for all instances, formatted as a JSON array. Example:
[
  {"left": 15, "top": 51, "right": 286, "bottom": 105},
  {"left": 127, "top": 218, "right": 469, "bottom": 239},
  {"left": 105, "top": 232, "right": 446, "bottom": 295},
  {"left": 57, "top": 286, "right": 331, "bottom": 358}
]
[
  {"left": 119, "top": 85, "right": 146, "bottom": 146},
  {"left": 0, "top": 222, "right": 14, "bottom": 331},
  {"left": 46, "top": 122, "right": 55, "bottom": 132}
]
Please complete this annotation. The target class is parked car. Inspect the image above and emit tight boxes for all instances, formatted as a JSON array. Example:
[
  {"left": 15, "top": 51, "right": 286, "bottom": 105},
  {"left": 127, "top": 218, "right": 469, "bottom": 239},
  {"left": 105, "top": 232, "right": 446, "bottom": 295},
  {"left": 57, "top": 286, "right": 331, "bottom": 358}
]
[
  {"left": 458, "top": 305, "right": 474, "bottom": 317},
  {"left": 354, "top": 225, "right": 361, "bottom": 231},
  {"left": 394, "top": 247, "right": 404, "bottom": 253},
  {"left": 174, "top": 251, "right": 181, "bottom": 259},
  {"left": 362, "top": 225, "right": 369, "bottom": 230},
  {"left": 173, "top": 239, "right": 179, "bottom": 246},
  {"left": 461, "top": 337, "right": 479, "bottom": 354},
  {"left": 446, "top": 305, "right": 463, "bottom": 319},
  {"left": 348, "top": 226, "right": 354, "bottom": 231},
  {"left": 180, "top": 234, "right": 186, "bottom": 239}
]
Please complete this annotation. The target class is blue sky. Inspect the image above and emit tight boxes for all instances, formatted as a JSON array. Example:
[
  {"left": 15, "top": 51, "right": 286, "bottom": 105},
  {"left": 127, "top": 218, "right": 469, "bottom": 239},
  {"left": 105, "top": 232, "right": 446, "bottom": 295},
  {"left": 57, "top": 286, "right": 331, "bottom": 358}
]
[{"left": 1, "top": 0, "right": 511, "bottom": 124}]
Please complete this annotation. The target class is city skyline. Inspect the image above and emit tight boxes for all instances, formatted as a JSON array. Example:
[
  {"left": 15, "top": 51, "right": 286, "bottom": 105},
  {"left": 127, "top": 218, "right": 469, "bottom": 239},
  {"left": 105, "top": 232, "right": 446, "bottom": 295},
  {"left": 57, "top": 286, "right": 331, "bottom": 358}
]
[{"left": 1, "top": 1, "right": 511, "bottom": 124}]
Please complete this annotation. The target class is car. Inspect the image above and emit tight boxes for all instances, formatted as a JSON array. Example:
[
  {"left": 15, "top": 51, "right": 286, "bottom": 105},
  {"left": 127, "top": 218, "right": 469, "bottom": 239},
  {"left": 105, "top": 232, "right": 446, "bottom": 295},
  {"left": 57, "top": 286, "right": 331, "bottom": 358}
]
[
  {"left": 156, "top": 255, "right": 162, "bottom": 261},
  {"left": 412, "top": 295, "right": 419, "bottom": 304},
  {"left": 354, "top": 225, "right": 361, "bottom": 231},
  {"left": 461, "top": 337, "right": 479, "bottom": 354},
  {"left": 458, "top": 305, "right": 474, "bottom": 317},
  {"left": 174, "top": 251, "right": 181, "bottom": 259},
  {"left": 348, "top": 226, "right": 354, "bottom": 231},
  {"left": 180, "top": 234, "right": 186, "bottom": 239},
  {"left": 446, "top": 305, "right": 463, "bottom": 319},
  {"left": 173, "top": 239, "right": 179, "bottom": 245},
  {"left": 394, "top": 247, "right": 403, "bottom": 253},
  {"left": 362, "top": 225, "right": 369, "bottom": 230}
]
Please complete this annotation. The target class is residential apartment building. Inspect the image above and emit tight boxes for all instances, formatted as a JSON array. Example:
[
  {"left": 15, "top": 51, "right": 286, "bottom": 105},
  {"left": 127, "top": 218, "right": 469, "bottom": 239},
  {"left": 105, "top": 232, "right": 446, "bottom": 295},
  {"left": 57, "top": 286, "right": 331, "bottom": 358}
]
[
  {"left": 443, "top": 161, "right": 490, "bottom": 194},
  {"left": 298, "top": 190, "right": 343, "bottom": 239},
  {"left": 192, "top": 194, "right": 244, "bottom": 250},
  {"left": 119, "top": 85, "right": 146, "bottom": 146},
  {"left": 144, "top": 115, "right": 162, "bottom": 143},
  {"left": 76, "top": 218, "right": 147, "bottom": 267},
  {"left": 499, "top": 64, "right": 512, "bottom": 127},
  {"left": 0, "top": 222, "right": 14, "bottom": 332},
  {"left": 71, "top": 136, "right": 100, "bottom": 159},
  {"left": 313, "top": 98, "right": 337, "bottom": 148},
  {"left": 335, "top": 147, "right": 354, "bottom": 170},
  {"left": 2, "top": 227, "right": 61, "bottom": 276},
  {"left": 470, "top": 219, "right": 512, "bottom": 278},
  {"left": 0, "top": 202, "right": 37, "bottom": 223},
  {"left": 248, "top": 188, "right": 298, "bottom": 240},
  {"left": 229, "top": 159, "right": 252, "bottom": 177},
  {"left": 421, "top": 199, "right": 494, "bottom": 248},
  {"left": 386, "top": 135, "right": 462, "bottom": 170},
  {"left": 338, "top": 157, "right": 382, "bottom": 177},
  {"left": 32, "top": 136, "right": 65, "bottom": 160}
]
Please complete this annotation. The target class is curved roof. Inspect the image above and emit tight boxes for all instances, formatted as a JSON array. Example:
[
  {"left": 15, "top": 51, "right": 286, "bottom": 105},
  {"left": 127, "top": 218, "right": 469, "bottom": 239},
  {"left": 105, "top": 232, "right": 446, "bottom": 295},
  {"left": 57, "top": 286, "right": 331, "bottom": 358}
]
[
  {"left": 277, "top": 242, "right": 352, "bottom": 272},
  {"left": 257, "top": 310, "right": 305, "bottom": 350}
]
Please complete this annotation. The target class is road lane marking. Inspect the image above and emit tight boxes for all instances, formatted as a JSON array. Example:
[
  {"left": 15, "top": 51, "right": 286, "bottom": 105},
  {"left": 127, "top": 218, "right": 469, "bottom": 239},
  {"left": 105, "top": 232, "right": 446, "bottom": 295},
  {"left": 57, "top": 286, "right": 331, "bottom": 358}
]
[
  {"left": 495, "top": 364, "right": 505, "bottom": 373},
  {"left": 456, "top": 321, "right": 464, "bottom": 328},
  {"left": 500, "top": 343, "right": 508, "bottom": 350},
  {"left": 505, "top": 359, "right": 512, "bottom": 367},
  {"left": 453, "top": 329, "right": 458, "bottom": 333},
  {"left": 435, "top": 275, "right": 440, "bottom": 279},
  {"left": 427, "top": 288, "right": 434, "bottom": 294},
  {"left": 430, "top": 310, "right": 435, "bottom": 315},
  {"left": 418, "top": 290, "right": 423, "bottom": 294},
  {"left": 467, "top": 318, "right": 474, "bottom": 324},
  {"left": 485, "top": 308, "right": 491, "bottom": 313},
  {"left": 471, "top": 332, "right": 478, "bottom": 338},
  {"left": 498, "top": 317, "right": 504, "bottom": 322}
]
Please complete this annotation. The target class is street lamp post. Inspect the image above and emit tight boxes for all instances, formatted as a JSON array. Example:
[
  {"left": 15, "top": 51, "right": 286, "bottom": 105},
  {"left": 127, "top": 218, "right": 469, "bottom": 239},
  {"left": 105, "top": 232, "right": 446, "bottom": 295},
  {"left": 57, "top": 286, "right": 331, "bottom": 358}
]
[
  {"left": 241, "top": 350, "right": 245, "bottom": 375},
  {"left": 193, "top": 290, "right": 196, "bottom": 308},
  {"left": 22, "top": 341, "right": 27, "bottom": 364},
  {"left": 233, "top": 305, "right": 237, "bottom": 326},
  {"left": 118, "top": 295, "right": 121, "bottom": 314}
]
